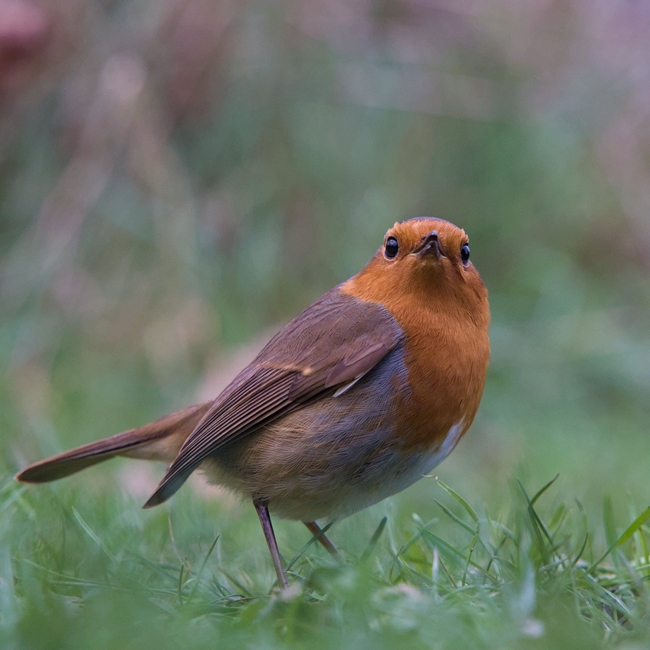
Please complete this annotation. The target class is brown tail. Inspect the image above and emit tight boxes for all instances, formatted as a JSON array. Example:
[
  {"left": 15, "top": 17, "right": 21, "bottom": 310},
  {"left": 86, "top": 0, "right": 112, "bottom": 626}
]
[{"left": 15, "top": 402, "right": 211, "bottom": 483}]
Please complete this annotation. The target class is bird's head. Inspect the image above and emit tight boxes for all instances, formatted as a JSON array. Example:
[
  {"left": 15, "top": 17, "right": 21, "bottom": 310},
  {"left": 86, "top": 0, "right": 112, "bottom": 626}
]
[{"left": 343, "top": 217, "right": 489, "bottom": 324}]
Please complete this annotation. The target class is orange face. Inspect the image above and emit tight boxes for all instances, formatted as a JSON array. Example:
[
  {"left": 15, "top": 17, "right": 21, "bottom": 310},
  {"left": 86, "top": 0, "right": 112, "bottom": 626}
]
[{"left": 343, "top": 217, "right": 488, "bottom": 316}]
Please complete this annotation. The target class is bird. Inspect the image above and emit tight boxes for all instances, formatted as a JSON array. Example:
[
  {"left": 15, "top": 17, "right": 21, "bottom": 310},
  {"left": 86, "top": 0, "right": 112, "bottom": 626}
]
[{"left": 16, "top": 217, "right": 490, "bottom": 589}]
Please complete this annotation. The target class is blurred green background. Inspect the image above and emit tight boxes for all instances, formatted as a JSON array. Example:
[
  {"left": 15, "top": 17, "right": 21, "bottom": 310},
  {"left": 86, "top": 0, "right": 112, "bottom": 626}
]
[{"left": 1, "top": 0, "right": 650, "bottom": 647}]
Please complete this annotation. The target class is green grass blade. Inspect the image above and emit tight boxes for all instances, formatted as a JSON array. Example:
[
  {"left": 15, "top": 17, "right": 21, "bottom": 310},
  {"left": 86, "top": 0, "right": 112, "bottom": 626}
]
[
  {"left": 590, "top": 506, "right": 650, "bottom": 571},
  {"left": 285, "top": 522, "right": 334, "bottom": 573},
  {"left": 434, "top": 500, "right": 476, "bottom": 535},
  {"left": 421, "top": 530, "right": 495, "bottom": 582},
  {"left": 436, "top": 479, "right": 479, "bottom": 522},
  {"left": 178, "top": 562, "right": 186, "bottom": 605},
  {"left": 360, "top": 516, "right": 387, "bottom": 563},
  {"left": 530, "top": 473, "right": 559, "bottom": 506},
  {"left": 517, "top": 479, "right": 554, "bottom": 561},
  {"left": 187, "top": 535, "right": 220, "bottom": 604},
  {"left": 72, "top": 507, "right": 119, "bottom": 565}
]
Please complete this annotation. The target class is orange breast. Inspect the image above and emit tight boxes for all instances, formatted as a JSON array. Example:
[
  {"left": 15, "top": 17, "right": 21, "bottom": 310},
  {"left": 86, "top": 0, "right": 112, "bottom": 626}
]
[{"left": 392, "top": 304, "right": 489, "bottom": 451}]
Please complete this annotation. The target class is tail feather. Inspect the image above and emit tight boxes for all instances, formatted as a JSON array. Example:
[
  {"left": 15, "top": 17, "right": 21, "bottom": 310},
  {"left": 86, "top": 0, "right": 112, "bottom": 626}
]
[{"left": 15, "top": 402, "right": 211, "bottom": 484}]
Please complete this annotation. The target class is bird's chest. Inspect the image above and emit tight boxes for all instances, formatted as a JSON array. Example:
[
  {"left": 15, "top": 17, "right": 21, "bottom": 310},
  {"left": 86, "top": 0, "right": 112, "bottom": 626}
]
[{"left": 394, "top": 318, "right": 488, "bottom": 452}]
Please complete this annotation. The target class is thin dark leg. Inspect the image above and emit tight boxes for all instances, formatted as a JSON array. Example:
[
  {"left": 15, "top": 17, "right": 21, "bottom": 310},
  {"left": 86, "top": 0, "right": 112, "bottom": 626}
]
[
  {"left": 304, "top": 521, "right": 341, "bottom": 558},
  {"left": 253, "top": 500, "right": 288, "bottom": 589}
]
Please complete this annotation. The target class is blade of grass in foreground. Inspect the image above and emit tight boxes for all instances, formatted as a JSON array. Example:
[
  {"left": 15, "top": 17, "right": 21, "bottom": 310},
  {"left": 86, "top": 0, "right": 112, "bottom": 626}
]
[
  {"left": 435, "top": 478, "right": 479, "bottom": 522},
  {"left": 186, "top": 535, "right": 220, "bottom": 604},
  {"left": 285, "top": 522, "right": 335, "bottom": 573},
  {"left": 360, "top": 516, "right": 387, "bottom": 563},
  {"left": 589, "top": 505, "right": 650, "bottom": 571},
  {"left": 72, "top": 507, "right": 119, "bottom": 565}
]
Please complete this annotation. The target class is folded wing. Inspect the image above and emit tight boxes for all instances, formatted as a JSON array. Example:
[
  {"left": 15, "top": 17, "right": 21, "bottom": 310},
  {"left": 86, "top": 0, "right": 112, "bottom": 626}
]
[{"left": 144, "top": 289, "right": 403, "bottom": 507}]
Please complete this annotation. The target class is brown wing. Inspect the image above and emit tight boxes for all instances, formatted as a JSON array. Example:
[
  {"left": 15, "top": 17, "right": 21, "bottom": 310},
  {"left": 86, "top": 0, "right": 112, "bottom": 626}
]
[{"left": 144, "top": 288, "right": 403, "bottom": 507}]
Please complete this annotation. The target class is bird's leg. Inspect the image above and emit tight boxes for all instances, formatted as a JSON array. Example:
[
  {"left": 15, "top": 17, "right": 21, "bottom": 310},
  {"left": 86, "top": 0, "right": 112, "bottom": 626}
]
[
  {"left": 253, "top": 500, "right": 288, "bottom": 589},
  {"left": 304, "top": 521, "right": 341, "bottom": 558}
]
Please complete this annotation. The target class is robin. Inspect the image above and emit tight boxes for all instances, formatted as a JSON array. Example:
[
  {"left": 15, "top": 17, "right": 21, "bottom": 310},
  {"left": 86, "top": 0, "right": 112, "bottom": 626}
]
[{"left": 16, "top": 217, "right": 490, "bottom": 589}]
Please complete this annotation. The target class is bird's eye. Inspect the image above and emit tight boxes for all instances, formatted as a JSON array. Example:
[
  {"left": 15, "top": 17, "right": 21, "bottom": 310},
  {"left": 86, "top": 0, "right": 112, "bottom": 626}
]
[
  {"left": 460, "top": 243, "right": 470, "bottom": 265},
  {"left": 384, "top": 236, "right": 399, "bottom": 259}
]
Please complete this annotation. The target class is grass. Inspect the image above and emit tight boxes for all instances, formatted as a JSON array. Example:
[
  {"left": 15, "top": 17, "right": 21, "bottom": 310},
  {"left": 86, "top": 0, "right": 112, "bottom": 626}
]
[{"left": 2, "top": 464, "right": 650, "bottom": 649}]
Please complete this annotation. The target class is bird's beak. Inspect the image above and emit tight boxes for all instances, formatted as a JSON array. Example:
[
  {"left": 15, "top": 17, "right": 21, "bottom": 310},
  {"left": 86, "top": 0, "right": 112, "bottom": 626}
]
[{"left": 412, "top": 230, "right": 443, "bottom": 260}]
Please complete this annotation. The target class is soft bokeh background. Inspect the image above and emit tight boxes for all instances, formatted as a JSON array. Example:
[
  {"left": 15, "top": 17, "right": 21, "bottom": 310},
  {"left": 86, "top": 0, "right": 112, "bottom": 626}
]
[{"left": 1, "top": 0, "right": 650, "bottom": 646}]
